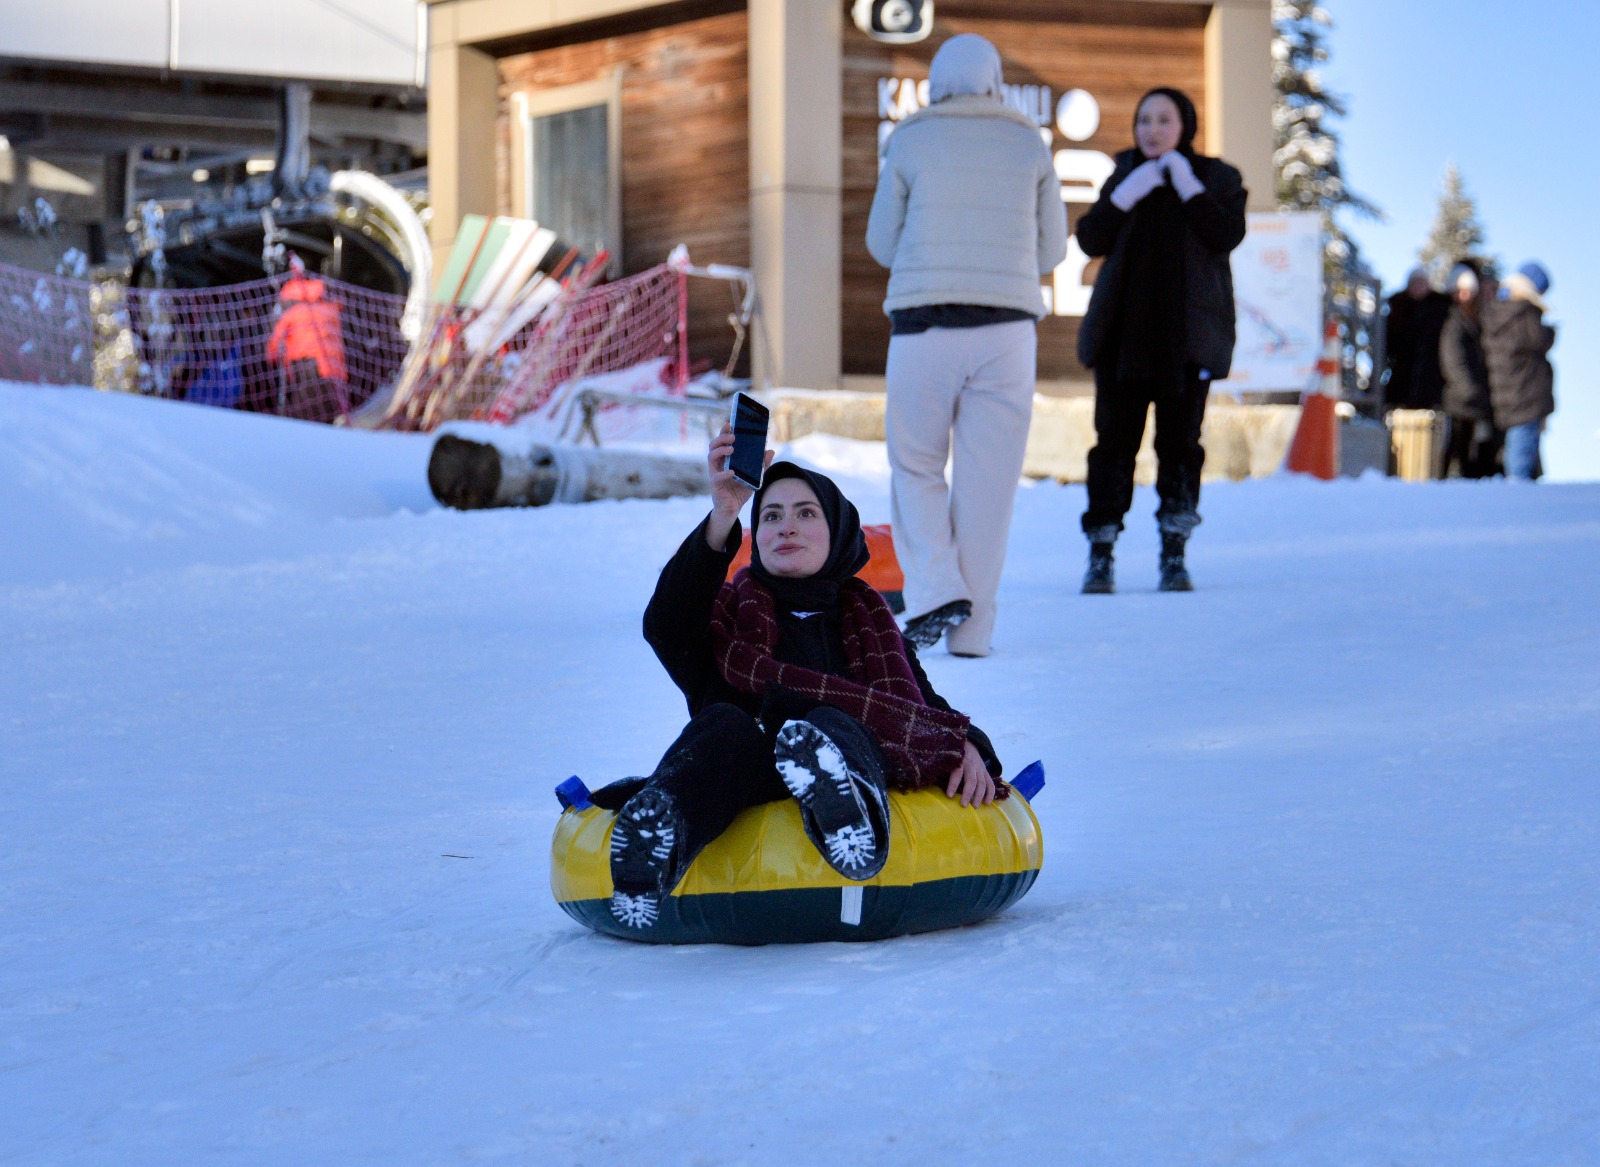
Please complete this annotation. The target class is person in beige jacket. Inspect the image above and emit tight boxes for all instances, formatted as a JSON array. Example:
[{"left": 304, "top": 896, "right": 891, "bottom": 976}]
[{"left": 867, "top": 33, "right": 1066, "bottom": 657}]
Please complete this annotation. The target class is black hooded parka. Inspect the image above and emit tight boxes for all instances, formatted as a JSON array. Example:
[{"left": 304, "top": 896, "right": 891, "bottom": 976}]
[{"left": 1075, "top": 90, "right": 1248, "bottom": 380}]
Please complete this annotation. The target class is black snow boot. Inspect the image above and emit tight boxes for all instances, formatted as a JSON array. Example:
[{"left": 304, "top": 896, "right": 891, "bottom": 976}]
[
  {"left": 1158, "top": 533, "right": 1194, "bottom": 592},
  {"left": 608, "top": 786, "right": 682, "bottom": 929},
  {"left": 902, "top": 599, "right": 972, "bottom": 650},
  {"left": 1081, "top": 542, "right": 1115, "bottom": 594},
  {"left": 774, "top": 718, "right": 888, "bottom": 880}
]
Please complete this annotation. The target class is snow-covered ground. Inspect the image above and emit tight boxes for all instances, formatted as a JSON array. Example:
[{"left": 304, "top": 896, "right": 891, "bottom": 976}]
[{"left": 4, "top": 382, "right": 1598, "bottom": 1165}]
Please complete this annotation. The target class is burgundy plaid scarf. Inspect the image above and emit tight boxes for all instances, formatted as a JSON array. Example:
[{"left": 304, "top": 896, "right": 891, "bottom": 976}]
[{"left": 711, "top": 569, "right": 970, "bottom": 789}]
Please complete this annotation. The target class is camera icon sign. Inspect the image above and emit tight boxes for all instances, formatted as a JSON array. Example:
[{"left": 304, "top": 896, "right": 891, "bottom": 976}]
[{"left": 852, "top": 0, "right": 932, "bottom": 43}]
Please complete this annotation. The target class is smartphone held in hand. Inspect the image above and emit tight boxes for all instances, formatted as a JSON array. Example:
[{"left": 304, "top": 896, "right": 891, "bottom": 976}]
[{"left": 728, "top": 392, "right": 769, "bottom": 490}]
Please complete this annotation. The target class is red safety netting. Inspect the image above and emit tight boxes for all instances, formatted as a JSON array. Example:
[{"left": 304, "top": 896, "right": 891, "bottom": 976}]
[
  {"left": 129, "top": 275, "right": 409, "bottom": 423},
  {"left": 379, "top": 260, "right": 689, "bottom": 431},
  {"left": 0, "top": 260, "right": 408, "bottom": 423},
  {"left": 0, "top": 257, "right": 692, "bottom": 431},
  {"left": 0, "top": 264, "right": 95, "bottom": 387}
]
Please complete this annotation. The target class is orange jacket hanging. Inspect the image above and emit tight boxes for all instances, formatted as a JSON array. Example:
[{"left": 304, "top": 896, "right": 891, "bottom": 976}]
[{"left": 267, "top": 277, "right": 347, "bottom": 382}]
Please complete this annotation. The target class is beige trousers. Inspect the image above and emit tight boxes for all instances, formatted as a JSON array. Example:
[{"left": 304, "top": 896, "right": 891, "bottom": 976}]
[{"left": 885, "top": 320, "right": 1036, "bottom": 656}]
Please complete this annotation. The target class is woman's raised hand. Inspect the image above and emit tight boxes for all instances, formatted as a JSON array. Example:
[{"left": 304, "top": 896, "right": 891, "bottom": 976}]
[
  {"left": 705, "top": 424, "right": 772, "bottom": 552},
  {"left": 1161, "top": 150, "right": 1205, "bottom": 201},
  {"left": 1110, "top": 158, "right": 1167, "bottom": 211},
  {"left": 945, "top": 739, "right": 996, "bottom": 807}
]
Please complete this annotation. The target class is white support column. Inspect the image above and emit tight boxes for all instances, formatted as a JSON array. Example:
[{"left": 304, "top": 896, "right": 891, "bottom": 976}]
[
  {"left": 426, "top": 29, "right": 500, "bottom": 286},
  {"left": 1205, "top": 0, "right": 1276, "bottom": 212},
  {"left": 748, "top": 0, "right": 842, "bottom": 391}
]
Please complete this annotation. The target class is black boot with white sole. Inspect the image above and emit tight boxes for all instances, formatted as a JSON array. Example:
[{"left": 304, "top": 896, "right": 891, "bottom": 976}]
[
  {"left": 608, "top": 786, "right": 682, "bottom": 929},
  {"left": 774, "top": 718, "right": 889, "bottom": 880}
]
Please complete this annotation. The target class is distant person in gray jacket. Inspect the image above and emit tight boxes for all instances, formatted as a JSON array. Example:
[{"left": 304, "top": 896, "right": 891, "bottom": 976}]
[
  {"left": 1074, "top": 87, "right": 1247, "bottom": 594},
  {"left": 866, "top": 33, "right": 1067, "bottom": 657},
  {"left": 1483, "top": 262, "right": 1556, "bottom": 480}
]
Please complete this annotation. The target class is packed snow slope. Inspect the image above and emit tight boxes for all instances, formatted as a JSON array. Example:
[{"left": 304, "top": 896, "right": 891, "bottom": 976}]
[{"left": 4, "top": 382, "right": 1599, "bottom": 1166}]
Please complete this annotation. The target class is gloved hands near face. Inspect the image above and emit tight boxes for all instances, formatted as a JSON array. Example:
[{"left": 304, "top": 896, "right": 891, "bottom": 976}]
[
  {"left": 1109, "top": 159, "right": 1167, "bottom": 211},
  {"left": 1160, "top": 150, "right": 1206, "bottom": 202},
  {"left": 1110, "top": 152, "right": 1206, "bottom": 211}
]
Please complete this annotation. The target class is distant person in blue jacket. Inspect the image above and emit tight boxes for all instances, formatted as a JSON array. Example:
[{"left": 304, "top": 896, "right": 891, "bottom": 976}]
[{"left": 1483, "top": 262, "right": 1556, "bottom": 481}]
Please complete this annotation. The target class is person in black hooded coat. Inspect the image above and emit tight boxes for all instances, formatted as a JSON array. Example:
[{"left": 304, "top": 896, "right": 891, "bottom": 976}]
[
  {"left": 1074, "top": 87, "right": 1247, "bottom": 594},
  {"left": 1438, "top": 262, "right": 1500, "bottom": 479},
  {"left": 591, "top": 426, "right": 1003, "bottom": 930}
]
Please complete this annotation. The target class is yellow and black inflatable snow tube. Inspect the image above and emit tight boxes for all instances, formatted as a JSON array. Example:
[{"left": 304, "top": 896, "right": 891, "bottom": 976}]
[{"left": 550, "top": 784, "right": 1044, "bottom": 944}]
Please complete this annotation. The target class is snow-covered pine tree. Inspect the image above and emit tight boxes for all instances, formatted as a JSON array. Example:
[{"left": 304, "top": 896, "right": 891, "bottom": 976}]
[
  {"left": 1418, "top": 163, "right": 1493, "bottom": 286},
  {"left": 1272, "top": 0, "right": 1380, "bottom": 274},
  {"left": 1271, "top": 0, "right": 1383, "bottom": 404}
]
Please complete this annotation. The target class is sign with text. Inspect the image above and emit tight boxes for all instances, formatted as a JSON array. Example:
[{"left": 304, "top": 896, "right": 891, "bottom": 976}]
[{"left": 1217, "top": 212, "right": 1324, "bottom": 392}]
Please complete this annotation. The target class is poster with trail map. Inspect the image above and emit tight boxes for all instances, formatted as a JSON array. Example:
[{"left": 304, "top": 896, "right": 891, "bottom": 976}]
[{"left": 1218, "top": 212, "right": 1323, "bottom": 392}]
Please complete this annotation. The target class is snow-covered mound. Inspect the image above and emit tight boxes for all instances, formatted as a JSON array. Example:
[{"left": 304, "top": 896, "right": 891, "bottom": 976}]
[
  {"left": 0, "top": 384, "right": 436, "bottom": 585},
  {"left": 4, "top": 382, "right": 1599, "bottom": 1165}
]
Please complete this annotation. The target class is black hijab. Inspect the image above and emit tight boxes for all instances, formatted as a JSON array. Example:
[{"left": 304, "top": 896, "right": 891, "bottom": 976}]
[
  {"left": 1113, "top": 87, "right": 1200, "bottom": 384},
  {"left": 748, "top": 461, "right": 869, "bottom": 612},
  {"left": 1138, "top": 86, "right": 1198, "bottom": 159}
]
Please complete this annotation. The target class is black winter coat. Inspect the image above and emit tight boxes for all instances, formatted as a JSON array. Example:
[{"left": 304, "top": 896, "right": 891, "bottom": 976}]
[
  {"left": 1076, "top": 148, "right": 1248, "bottom": 379},
  {"left": 1439, "top": 307, "right": 1492, "bottom": 421},
  {"left": 1482, "top": 299, "right": 1556, "bottom": 429},
  {"left": 643, "top": 516, "right": 1001, "bottom": 775},
  {"left": 1383, "top": 289, "right": 1450, "bottom": 410}
]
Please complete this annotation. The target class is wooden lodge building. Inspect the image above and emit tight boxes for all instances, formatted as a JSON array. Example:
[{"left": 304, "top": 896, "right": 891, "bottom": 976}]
[{"left": 424, "top": 0, "right": 1275, "bottom": 393}]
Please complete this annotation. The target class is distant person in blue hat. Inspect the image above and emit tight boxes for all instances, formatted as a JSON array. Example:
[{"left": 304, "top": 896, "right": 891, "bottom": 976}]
[{"left": 1483, "top": 262, "right": 1556, "bottom": 480}]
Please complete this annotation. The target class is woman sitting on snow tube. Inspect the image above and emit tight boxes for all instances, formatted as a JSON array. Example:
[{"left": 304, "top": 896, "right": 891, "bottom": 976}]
[{"left": 583, "top": 426, "right": 1011, "bottom": 934}]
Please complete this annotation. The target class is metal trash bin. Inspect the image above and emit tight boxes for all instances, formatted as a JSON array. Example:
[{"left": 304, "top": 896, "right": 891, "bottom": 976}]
[{"left": 1388, "top": 408, "right": 1446, "bottom": 481}]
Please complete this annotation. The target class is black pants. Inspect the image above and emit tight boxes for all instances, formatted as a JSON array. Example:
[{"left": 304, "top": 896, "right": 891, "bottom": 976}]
[
  {"left": 1441, "top": 414, "right": 1502, "bottom": 479},
  {"left": 1082, "top": 365, "right": 1210, "bottom": 539},
  {"left": 592, "top": 703, "right": 886, "bottom": 884},
  {"left": 277, "top": 359, "right": 350, "bottom": 424}
]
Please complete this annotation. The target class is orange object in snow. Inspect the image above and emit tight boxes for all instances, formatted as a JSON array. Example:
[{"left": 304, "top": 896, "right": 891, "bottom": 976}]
[
  {"left": 266, "top": 276, "right": 348, "bottom": 382},
  {"left": 1285, "top": 320, "right": 1341, "bottom": 480},
  {"left": 1286, "top": 393, "right": 1339, "bottom": 480},
  {"left": 726, "top": 523, "right": 905, "bottom": 606}
]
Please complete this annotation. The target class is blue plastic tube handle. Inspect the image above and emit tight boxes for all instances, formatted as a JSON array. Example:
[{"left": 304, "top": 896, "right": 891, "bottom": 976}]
[
  {"left": 1011, "top": 761, "right": 1046, "bottom": 802},
  {"left": 555, "top": 776, "right": 593, "bottom": 811}
]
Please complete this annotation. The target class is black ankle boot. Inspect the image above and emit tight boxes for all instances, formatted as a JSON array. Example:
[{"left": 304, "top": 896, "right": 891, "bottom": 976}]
[
  {"left": 902, "top": 599, "right": 972, "bottom": 649},
  {"left": 1158, "top": 533, "right": 1193, "bottom": 592},
  {"left": 1082, "top": 542, "right": 1115, "bottom": 594}
]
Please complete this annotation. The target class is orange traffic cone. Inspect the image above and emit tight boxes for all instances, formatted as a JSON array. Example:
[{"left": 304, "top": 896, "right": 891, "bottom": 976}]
[{"left": 1285, "top": 320, "right": 1341, "bottom": 480}]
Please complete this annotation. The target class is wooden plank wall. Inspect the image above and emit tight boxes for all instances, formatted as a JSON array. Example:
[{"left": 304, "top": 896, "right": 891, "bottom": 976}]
[
  {"left": 842, "top": 0, "right": 1209, "bottom": 380},
  {"left": 497, "top": 8, "right": 750, "bottom": 376}
]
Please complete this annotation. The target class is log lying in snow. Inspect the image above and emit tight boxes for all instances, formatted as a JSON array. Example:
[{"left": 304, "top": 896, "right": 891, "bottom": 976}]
[{"left": 427, "top": 433, "right": 708, "bottom": 510}]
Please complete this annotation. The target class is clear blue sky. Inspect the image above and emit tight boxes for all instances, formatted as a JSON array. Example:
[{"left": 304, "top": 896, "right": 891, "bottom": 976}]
[{"left": 1323, "top": 0, "right": 1600, "bottom": 480}]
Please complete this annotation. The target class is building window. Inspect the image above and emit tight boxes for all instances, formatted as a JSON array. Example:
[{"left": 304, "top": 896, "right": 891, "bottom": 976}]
[{"left": 513, "top": 74, "right": 622, "bottom": 274}]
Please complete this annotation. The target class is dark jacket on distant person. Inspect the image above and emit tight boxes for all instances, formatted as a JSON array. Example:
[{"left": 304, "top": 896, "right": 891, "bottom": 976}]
[
  {"left": 1482, "top": 298, "right": 1556, "bottom": 430},
  {"left": 1076, "top": 147, "right": 1248, "bottom": 380},
  {"left": 1439, "top": 306, "right": 1492, "bottom": 421},
  {"left": 1383, "top": 288, "right": 1450, "bottom": 410}
]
